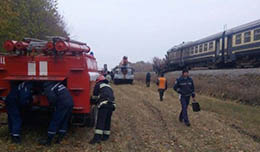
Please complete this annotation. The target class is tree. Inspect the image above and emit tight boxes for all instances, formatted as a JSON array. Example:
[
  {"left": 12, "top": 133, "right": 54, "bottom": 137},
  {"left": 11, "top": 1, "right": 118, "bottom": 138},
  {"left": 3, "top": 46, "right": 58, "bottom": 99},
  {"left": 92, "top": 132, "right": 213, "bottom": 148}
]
[
  {"left": 0, "top": 0, "right": 69, "bottom": 51},
  {"left": 152, "top": 57, "right": 164, "bottom": 74}
]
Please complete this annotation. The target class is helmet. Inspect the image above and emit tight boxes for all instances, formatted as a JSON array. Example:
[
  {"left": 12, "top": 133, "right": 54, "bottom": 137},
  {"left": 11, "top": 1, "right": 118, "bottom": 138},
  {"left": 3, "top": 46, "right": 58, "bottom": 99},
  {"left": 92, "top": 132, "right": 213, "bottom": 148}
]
[{"left": 96, "top": 75, "right": 105, "bottom": 83}]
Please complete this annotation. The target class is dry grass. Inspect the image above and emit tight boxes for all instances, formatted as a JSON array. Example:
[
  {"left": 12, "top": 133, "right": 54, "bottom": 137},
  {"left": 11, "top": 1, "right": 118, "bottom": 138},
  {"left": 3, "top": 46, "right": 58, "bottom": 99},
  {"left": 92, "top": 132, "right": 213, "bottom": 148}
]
[
  {"left": 0, "top": 81, "right": 259, "bottom": 151},
  {"left": 135, "top": 72, "right": 260, "bottom": 106}
]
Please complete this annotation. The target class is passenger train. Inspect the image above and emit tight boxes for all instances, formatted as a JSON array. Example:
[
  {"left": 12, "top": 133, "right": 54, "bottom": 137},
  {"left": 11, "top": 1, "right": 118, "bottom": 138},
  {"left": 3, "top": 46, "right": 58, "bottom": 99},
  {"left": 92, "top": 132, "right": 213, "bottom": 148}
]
[{"left": 163, "top": 19, "right": 260, "bottom": 72}]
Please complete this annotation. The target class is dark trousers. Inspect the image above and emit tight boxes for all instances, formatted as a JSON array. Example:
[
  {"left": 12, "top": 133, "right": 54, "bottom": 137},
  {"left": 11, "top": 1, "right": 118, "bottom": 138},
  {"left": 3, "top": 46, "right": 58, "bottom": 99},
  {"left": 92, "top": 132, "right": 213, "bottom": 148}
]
[
  {"left": 6, "top": 102, "right": 22, "bottom": 136},
  {"left": 179, "top": 96, "right": 190, "bottom": 123},
  {"left": 158, "top": 89, "right": 165, "bottom": 101},
  {"left": 48, "top": 105, "right": 73, "bottom": 136},
  {"left": 95, "top": 107, "right": 113, "bottom": 137},
  {"left": 146, "top": 81, "right": 150, "bottom": 87}
]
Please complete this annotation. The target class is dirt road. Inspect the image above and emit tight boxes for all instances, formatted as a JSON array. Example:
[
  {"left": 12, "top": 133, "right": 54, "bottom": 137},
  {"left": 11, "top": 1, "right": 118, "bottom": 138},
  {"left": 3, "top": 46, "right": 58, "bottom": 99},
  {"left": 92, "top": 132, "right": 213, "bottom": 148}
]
[{"left": 0, "top": 82, "right": 260, "bottom": 152}]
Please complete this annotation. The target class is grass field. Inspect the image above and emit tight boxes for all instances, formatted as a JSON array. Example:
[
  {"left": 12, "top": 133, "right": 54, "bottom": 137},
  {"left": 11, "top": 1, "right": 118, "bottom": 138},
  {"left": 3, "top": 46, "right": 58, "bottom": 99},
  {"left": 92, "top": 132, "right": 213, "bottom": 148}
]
[{"left": 0, "top": 79, "right": 259, "bottom": 151}]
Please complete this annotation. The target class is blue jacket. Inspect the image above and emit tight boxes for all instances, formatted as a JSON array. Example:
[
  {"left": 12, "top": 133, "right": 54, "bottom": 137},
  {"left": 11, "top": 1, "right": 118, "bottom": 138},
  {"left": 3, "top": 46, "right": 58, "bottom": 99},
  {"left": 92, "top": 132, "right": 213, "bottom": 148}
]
[
  {"left": 173, "top": 76, "right": 195, "bottom": 97},
  {"left": 44, "top": 82, "right": 74, "bottom": 107}
]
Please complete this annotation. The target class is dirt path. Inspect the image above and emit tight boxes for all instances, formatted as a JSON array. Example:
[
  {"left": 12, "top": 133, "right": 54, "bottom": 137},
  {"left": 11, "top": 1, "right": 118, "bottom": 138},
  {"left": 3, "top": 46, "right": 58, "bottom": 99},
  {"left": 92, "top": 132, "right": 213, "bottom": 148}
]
[{"left": 0, "top": 82, "right": 259, "bottom": 152}]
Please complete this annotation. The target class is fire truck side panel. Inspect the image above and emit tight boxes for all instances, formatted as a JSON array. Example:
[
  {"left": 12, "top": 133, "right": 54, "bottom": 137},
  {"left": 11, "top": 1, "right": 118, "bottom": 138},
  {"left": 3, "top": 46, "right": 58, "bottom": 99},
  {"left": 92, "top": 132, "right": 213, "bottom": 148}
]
[{"left": 0, "top": 55, "right": 98, "bottom": 115}]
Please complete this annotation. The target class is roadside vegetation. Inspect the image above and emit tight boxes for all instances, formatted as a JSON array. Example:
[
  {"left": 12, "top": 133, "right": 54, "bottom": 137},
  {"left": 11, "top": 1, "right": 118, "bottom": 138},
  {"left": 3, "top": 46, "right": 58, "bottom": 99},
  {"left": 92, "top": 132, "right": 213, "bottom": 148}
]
[{"left": 0, "top": 0, "right": 68, "bottom": 50}]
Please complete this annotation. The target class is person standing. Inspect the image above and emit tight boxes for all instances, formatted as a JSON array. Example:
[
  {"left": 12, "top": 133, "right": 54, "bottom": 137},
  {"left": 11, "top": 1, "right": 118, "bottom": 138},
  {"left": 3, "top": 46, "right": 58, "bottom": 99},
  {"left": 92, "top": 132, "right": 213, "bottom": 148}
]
[
  {"left": 89, "top": 75, "right": 116, "bottom": 144},
  {"left": 39, "top": 81, "right": 74, "bottom": 145},
  {"left": 146, "top": 72, "right": 151, "bottom": 87},
  {"left": 157, "top": 73, "right": 167, "bottom": 101},
  {"left": 173, "top": 69, "right": 195, "bottom": 127}
]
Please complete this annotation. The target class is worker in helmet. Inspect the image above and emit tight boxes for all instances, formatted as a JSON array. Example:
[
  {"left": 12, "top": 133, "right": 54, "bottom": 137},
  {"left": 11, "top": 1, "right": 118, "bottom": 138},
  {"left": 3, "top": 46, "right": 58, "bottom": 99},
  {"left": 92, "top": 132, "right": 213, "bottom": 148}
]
[
  {"left": 120, "top": 56, "right": 128, "bottom": 66},
  {"left": 5, "top": 81, "right": 33, "bottom": 144},
  {"left": 156, "top": 73, "right": 168, "bottom": 101},
  {"left": 39, "top": 81, "right": 74, "bottom": 145},
  {"left": 89, "top": 75, "right": 116, "bottom": 144}
]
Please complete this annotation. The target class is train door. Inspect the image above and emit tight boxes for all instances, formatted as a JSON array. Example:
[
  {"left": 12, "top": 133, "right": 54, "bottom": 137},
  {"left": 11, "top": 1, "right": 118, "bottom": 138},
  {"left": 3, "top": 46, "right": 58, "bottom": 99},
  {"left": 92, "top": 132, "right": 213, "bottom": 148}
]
[
  {"left": 226, "top": 35, "right": 234, "bottom": 63},
  {"left": 216, "top": 39, "right": 220, "bottom": 57},
  {"left": 215, "top": 39, "right": 221, "bottom": 63}
]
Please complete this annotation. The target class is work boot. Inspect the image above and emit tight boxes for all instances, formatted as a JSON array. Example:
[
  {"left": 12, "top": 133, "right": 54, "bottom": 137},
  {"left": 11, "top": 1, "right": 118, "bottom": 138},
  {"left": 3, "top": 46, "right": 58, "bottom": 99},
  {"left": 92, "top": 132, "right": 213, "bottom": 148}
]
[
  {"left": 39, "top": 134, "right": 54, "bottom": 146},
  {"left": 179, "top": 114, "right": 183, "bottom": 123},
  {"left": 101, "top": 135, "right": 109, "bottom": 141},
  {"left": 89, "top": 134, "right": 101, "bottom": 144},
  {"left": 11, "top": 136, "right": 21, "bottom": 144},
  {"left": 185, "top": 122, "right": 191, "bottom": 127},
  {"left": 55, "top": 133, "right": 65, "bottom": 144}
]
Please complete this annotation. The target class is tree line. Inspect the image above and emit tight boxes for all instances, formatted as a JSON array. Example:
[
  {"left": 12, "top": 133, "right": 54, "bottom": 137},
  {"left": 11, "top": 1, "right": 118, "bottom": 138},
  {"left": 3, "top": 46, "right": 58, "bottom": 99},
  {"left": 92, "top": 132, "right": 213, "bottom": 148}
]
[{"left": 0, "top": 0, "right": 68, "bottom": 51}]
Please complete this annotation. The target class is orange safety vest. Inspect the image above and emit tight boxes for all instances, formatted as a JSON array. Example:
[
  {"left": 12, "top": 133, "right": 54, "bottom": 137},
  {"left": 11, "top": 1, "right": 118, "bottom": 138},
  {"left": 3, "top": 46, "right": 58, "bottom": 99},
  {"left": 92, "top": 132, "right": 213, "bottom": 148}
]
[{"left": 158, "top": 77, "right": 166, "bottom": 89}]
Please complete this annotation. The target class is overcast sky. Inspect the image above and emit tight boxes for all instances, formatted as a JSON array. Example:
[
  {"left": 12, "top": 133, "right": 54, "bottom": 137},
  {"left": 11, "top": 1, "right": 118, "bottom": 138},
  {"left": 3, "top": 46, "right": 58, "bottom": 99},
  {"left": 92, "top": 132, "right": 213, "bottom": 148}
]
[{"left": 58, "top": 0, "right": 260, "bottom": 69}]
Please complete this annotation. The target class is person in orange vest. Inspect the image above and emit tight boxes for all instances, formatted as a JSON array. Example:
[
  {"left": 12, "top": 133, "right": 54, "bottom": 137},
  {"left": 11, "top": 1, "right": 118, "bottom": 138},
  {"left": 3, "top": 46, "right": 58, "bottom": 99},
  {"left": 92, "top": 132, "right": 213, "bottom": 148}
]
[{"left": 156, "top": 73, "right": 168, "bottom": 101}]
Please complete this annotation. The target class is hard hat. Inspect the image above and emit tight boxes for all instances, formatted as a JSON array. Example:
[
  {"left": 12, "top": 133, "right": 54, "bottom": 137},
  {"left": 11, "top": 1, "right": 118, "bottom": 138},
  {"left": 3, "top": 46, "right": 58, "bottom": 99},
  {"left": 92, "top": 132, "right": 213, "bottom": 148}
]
[{"left": 96, "top": 75, "right": 105, "bottom": 83}]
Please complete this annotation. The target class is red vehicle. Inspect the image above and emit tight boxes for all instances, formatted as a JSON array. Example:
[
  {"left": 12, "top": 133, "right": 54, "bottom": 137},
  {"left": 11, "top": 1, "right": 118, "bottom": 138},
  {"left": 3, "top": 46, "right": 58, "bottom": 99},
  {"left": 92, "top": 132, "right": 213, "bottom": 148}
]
[{"left": 0, "top": 37, "right": 99, "bottom": 127}]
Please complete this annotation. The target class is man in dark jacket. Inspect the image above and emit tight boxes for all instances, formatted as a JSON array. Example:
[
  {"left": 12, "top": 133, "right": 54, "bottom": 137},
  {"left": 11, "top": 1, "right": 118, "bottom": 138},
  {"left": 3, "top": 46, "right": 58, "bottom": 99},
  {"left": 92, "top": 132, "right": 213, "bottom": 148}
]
[
  {"left": 39, "top": 81, "right": 74, "bottom": 145},
  {"left": 173, "top": 69, "right": 195, "bottom": 127},
  {"left": 146, "top": 72, "right": 151, "bottom": 87},
  {"left": 5, "top": 81, "right": 33, "bottom": 144},
  {"left": 89, "top": 75, "right": 116, "bottom": 144}
]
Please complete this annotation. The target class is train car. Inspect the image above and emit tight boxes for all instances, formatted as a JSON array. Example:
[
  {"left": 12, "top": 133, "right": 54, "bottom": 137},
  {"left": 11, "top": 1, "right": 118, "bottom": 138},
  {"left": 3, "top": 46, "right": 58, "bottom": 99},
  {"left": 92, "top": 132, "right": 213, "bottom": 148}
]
[
  {"left": 164, "top": 19, "right": 260, "bottom": 71},
  {"left": 0, "top": 37, "right": 99, "bottom": 127}
]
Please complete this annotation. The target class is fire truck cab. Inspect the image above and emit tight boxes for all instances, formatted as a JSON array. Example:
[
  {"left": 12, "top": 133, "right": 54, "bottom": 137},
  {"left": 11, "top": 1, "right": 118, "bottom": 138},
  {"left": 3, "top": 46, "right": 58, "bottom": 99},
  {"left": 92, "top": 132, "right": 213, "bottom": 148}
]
[{"left": 0, "top": 37, "right": 99, "bottom": 127}]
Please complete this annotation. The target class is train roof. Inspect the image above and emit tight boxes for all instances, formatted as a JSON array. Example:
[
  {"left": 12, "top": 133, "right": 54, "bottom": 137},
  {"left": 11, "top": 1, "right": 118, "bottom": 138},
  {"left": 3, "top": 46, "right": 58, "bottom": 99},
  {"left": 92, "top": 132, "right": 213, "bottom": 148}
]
[
  {"left": 196, "top": 19, "right": 260, "bottom": 43},
  {"left": 226, "top": 19, "right": 260, "bottom": 34},
  {"left": 168, "top": 19, "right": 260, "bottom": 53}
]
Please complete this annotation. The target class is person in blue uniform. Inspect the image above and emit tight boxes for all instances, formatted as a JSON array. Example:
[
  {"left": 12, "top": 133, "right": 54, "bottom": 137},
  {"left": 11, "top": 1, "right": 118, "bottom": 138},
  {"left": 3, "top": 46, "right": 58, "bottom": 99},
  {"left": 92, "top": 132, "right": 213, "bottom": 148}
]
[
  {"left": 173, "top": 69, "right": 196, "bottom": 127},
  {"left": 89, "top": 75, "right": 116, "bottom": 144},
  {"left": 39, "top": 81, "right": 74, "bottom": 145},
  {"left": 5, "top": 81, "right": 33, "bottom": 144}
]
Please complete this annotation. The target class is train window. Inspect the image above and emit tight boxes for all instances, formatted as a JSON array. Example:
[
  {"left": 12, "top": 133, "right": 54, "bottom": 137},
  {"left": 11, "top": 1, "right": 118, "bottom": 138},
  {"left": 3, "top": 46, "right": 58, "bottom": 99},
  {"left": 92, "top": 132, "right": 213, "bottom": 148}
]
[
  {"left": 209, "top": 42, "right": 213, "bottom": 50},
  {"left": 204, "top": 43, "right": 208, "bottom": 52},
  {"left": 254, "top": 29, "right": 260, "bottom": 41},
  {"left": 235, "top": 34, "right": 242, "bottom": 44},
  {"left": 195, "top": 46, "right": 198, "bottom": 53},
  {"left": 199, "top": 45, "right": 203, "bottom": 52},
  {"left": 244, "top": 31, "right": 251, "bottom": 43}
]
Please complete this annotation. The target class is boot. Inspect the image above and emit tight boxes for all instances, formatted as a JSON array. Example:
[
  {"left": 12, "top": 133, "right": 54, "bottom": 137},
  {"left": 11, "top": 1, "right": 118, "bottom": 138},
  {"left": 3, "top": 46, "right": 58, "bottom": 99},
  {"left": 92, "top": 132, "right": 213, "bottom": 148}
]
[
  {"left": 101, "top": 134, "right": 109, "bottom": 141},
  {"left": 89, "top": 134, "right": 101, "bottom": 144},
  {"left": 185, "top": 122, "right": 191, "bottom": 127},
  {"left": 39, "top": 134, "right": 54, "bottom": 146},
  {"left": 179, "top": 113, "right": 183, "bottom": 123},
  {"left": 55, "top": 133, "right": 65, "bottom": 144},
  {"left": 11, "top": 136, "right": 21, "bottom": 144}
]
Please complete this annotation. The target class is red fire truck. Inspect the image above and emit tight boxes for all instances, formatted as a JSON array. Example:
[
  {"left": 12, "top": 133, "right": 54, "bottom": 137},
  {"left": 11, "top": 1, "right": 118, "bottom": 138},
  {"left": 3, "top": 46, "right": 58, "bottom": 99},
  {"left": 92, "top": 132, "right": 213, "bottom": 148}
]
[{"left": 0, "top": 36, "right": 99, "bottom": 127}]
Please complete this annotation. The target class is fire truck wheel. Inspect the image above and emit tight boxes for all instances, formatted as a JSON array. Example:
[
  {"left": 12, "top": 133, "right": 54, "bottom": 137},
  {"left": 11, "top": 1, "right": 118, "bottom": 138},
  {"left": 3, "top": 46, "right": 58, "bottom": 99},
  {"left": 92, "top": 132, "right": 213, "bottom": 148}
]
[{"left": 86, "top": 105, "right": 98, "bottom": 128}]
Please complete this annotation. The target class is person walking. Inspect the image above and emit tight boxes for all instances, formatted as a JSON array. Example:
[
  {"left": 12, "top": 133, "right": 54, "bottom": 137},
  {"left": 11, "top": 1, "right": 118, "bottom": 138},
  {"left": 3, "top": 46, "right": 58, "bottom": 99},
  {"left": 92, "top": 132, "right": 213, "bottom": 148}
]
[
  {"left": 89, "top": 75, "right": 116, "bottom": 144},
  {"left": 146, "top": 72, "right": 151, "bottom": 87},
  {"left": 173, "top": 69, "right": 195, "bottom": 127},
  {"left": 157, "top": 73, "right": 167, "bottom": 101}
]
